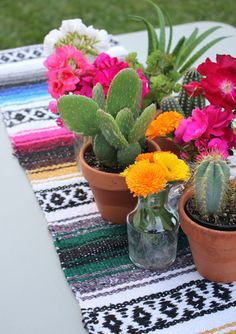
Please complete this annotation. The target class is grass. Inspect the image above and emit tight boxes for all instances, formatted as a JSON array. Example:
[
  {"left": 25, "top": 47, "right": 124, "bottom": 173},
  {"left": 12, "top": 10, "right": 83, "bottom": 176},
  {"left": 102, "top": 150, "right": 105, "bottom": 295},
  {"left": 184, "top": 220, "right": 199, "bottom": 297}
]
[{"left": 1, "top": 0, "right": 236, "bottom": 50}]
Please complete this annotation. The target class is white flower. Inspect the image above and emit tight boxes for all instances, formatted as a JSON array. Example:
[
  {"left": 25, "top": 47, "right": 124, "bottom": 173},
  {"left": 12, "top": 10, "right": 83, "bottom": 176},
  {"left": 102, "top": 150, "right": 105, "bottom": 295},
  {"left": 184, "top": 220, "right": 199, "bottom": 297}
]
[
  {"left": 43, "top": 18, "right": 110, "bottom": 57},
  {"left": 60, "top": 19, "right": 87, "bottom": 35},
  {"left": 93, "top": 29, "right": 110, "bottom": 53},
  {"left": 43, "top": 29, "right": 64, "bottom": 55}
]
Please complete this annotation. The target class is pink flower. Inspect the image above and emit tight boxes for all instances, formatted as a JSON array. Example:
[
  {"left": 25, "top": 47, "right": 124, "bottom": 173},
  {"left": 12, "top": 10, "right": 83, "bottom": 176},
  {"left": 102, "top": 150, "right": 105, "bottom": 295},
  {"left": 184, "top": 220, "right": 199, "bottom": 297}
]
[
  {"left": 136, "top": 68, "right": 149, "bottom": 99},
  {"left": 174, "top": 105, "right": 233, "bottom": 143},
  {"left": 183, "top": 81, "right": 204, "bottom": 97},
  {"left": 56, "top": 118, "right": 64, "bottom": 127},
  {"left": 48, "top": 100, "right": 58, "bottom": 114},
  {"left": 93, "top": 53, "right": 129, "bottom": 95},
  {"left": 59, "top": 67, "right": 79, "bottom": 90},
  {"left": 197, "top": 55, "right": 236, "bottom": 110},
  {"left": 207, "top": 138, "right": 229, "bottom": 159},
  {"left": 48, "top": 79, "right": 65, "bottom": 99},
  {"left": 92, "top": 53, "right": 149, "bottom": 99}
]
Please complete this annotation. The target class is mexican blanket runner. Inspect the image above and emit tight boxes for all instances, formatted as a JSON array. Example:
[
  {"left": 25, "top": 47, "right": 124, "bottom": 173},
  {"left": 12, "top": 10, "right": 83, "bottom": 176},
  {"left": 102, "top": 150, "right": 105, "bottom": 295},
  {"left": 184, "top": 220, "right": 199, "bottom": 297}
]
[{"left": 1, "top": 45, "right": 236, "bottom": 334}]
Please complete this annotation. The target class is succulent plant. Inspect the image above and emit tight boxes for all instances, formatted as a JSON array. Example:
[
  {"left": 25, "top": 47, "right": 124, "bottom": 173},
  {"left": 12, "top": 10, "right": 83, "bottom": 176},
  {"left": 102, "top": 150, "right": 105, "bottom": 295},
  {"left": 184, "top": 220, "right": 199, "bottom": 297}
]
[
  {"left": 127, "top": 0, "right": 227, "bottom": 107},
  {"left": 193, "top": 155, "right": 230, "bottom": 216},
  {"left": 131, "top": 0, "right": 227, "bottom": 75},
  {"left": 58, "top": 68, "right": 157, "bottom": 168},
  {"left": 160, "top": 96, "right": 183, "bottom": 114},
  {"left": 179, "top": 68, "right": 205, "bottom": 117}
]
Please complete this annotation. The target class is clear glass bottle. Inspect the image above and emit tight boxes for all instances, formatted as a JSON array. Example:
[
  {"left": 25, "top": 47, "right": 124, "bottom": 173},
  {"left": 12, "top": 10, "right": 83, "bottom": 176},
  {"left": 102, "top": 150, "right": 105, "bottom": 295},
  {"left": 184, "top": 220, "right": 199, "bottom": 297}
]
[{"left": 127, "top": 188, "right": 179, "bottom": 270}]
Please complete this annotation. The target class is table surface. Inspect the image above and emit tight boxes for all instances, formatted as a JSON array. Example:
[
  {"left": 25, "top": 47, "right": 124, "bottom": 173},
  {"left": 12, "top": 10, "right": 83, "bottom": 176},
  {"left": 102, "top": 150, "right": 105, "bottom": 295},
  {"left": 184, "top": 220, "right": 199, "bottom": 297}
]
[{"left": 0, "top": 21, "right": 236, "bottom": 334}]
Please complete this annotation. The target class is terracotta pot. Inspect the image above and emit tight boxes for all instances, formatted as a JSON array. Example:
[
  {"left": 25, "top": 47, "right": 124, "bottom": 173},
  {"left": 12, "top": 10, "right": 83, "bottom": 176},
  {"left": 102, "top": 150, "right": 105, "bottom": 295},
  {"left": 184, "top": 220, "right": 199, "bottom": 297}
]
[
  {"left": 154, "top": 137, "right": 180, "bottom": 157},
  {"left": 79, "top": 140, "right": 160, "bottom": 225},
  {"left": 179, "top": 188, "right": 236, "bottom": 283}
]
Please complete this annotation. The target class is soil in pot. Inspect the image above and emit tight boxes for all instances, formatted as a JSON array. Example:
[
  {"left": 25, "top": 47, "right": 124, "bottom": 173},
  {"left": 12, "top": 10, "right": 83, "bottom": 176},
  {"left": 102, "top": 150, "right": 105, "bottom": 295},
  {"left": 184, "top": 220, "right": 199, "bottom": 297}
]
[{"left": 185, "top": 198, "right": 236, "bottom": 231}]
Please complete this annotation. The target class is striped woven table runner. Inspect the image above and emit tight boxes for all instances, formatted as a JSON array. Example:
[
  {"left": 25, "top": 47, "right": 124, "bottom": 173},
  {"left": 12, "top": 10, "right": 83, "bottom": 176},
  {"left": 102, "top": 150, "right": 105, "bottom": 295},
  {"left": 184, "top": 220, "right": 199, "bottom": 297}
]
[{"left": 1, "top": 45, "right": 236, "bottom": 334}]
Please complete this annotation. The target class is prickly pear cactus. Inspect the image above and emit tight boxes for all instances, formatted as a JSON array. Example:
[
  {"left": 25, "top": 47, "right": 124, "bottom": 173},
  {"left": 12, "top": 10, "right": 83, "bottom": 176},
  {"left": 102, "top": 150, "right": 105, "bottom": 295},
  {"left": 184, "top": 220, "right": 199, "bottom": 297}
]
[
  {"left": 193, "top": 155, "right": 230, "bottom": 215},
  {"left": 160, "top": 96, "right": 183, "bottom": 114},
  {"left": 179, "top": 68, "right": 205, "bottom": 117},
  {"left": 58, "top": 68, "right": 157, "bottom": 168}
]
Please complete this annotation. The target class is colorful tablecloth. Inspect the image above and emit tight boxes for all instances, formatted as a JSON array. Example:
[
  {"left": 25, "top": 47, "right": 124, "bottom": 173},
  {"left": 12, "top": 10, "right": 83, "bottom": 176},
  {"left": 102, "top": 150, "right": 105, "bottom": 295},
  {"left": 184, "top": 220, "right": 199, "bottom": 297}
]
[{"left": 1, "top": 45, "right": 236, "bottom": 334}]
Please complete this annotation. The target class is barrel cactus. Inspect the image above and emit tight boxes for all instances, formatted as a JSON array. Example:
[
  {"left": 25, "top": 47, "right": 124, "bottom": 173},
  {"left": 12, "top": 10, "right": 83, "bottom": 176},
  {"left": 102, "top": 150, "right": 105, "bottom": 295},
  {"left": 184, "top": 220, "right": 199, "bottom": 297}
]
[
  {"left": 179, "top": 68, "right": 205, "bottom": 118},
  {"left": 160, "top": 96, "right": 183, "bottom": 114},
  {"left": 193, "top": 155, "right": 230, "bottom": 216},
  {"left": 58, "top": 68, "right": 157, "bottom": 168}
]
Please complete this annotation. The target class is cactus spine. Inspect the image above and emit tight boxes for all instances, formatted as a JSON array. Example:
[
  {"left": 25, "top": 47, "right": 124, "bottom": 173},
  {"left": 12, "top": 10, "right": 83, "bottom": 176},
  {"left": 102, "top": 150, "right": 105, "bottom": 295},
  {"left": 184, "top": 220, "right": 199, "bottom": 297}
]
[
  {"left": 58, "top": 69, "right": 157, "bottom": 168},
  {"left": 160, "top": 96, "right": 183, "bottom": 114},
  {"left": 179, "top": 68, "right": 205, "bottom": 117},
  {"left": 193, "top": 155, "right": 230, "bottom": 215}
]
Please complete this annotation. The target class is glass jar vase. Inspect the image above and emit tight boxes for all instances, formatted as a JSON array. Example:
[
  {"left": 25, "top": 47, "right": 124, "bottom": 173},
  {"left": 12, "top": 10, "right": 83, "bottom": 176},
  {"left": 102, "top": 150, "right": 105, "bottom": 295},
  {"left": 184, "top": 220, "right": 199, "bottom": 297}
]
[{"left": 127, "top": 188, "right": 179, "bottom": 270}]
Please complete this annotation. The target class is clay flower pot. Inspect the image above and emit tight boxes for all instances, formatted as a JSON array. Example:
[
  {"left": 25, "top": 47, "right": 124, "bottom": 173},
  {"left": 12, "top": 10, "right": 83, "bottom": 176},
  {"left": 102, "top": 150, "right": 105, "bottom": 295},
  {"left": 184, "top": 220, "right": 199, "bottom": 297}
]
[
  {"left": 154, "top": 137, "right": 180, "bottom": 157},
  {"left": 79, "top": 140, "right": 160, "bottom": 225},
  {"left": 179, "top": 188, "right": 236, "bottom": 283}
]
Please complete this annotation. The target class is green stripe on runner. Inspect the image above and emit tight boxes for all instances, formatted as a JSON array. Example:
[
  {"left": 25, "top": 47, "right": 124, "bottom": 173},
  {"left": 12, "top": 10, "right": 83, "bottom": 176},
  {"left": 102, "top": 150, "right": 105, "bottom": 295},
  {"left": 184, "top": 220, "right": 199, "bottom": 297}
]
[{"left": 64, "top": 254, "right": 130, "bottom": 277}]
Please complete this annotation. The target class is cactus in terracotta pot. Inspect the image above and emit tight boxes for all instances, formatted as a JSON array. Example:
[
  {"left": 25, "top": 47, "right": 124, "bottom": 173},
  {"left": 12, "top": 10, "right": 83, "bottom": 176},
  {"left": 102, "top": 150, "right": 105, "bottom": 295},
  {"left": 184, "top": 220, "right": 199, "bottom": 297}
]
[{"left": 58, "top": 68, "right": 157, "bottom": 168}]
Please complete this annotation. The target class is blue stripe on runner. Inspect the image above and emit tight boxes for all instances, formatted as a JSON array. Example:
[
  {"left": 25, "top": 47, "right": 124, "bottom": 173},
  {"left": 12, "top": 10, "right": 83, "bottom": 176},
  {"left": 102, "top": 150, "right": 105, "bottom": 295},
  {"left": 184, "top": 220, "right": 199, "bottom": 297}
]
[{"left": 0, "top": 82, "right": 49, "bottom": 106}]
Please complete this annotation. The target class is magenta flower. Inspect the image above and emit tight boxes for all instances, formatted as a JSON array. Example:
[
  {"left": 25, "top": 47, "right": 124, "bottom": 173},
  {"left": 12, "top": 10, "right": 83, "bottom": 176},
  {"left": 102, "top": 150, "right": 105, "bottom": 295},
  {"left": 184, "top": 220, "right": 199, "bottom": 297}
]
[
  {"left": 183, "top": 81, "right": 204, "bottom": 97},
  {"left": 197, "top": 55, "right": 236, "bottom": 110}
]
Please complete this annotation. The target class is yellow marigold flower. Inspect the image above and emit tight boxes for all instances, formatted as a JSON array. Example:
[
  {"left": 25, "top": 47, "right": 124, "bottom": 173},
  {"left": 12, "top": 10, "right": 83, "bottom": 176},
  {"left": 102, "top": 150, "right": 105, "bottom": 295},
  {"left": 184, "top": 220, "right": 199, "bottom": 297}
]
[
  {"left": 153, "top": 152, "right": 190, "bottom": 182},
  {"left": 145, "top": 111, "right": 183, "bottom": 140},
  {"left": 122, "top": 160, "right": 167, "bottom": 197}
]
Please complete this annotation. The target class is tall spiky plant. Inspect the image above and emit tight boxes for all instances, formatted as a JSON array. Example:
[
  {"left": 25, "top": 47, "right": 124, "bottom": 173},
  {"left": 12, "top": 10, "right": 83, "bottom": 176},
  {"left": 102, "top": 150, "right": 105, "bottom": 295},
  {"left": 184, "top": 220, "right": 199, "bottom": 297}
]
[{"left": 126, "top": 0, "right": 228, "bottom": 106}]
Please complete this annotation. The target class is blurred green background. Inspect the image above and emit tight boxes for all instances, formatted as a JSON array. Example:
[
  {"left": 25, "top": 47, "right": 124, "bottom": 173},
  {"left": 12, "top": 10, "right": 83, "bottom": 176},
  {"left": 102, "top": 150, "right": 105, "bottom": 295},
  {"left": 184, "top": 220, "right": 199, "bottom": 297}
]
[{"left": 1, "top": 0, "right": 236, "bottom": 50}]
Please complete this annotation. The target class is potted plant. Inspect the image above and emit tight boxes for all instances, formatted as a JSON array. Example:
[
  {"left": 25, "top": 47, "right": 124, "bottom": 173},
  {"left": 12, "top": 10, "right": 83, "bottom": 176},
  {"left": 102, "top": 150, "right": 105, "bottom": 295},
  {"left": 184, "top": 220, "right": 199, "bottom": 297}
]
[
  {"left": 126, "top": 0, "right": 227, "bottom": 109},
  {"left": 121, "top": 151, "right": 189, "bottom": 270},
  {"left": 57, "top": 68, "right": 159, "bottom": 224},
  {"left": 179, "top": 154, "right": 236, "bottom": 283}
]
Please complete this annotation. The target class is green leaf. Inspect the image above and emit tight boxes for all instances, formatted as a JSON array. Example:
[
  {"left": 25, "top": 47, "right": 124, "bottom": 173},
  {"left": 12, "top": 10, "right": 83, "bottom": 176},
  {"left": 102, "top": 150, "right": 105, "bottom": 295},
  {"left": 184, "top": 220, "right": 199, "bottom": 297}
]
[
  {"left": 177, "top": 26, "right": 221, "bottom": 68},
  {"left": 183, "top": 28, "right": 199, "bottom": 48},
  {"left": 106, "top": 68, "right": 141, "bottom": 118},
  {"left": 146, "top": 0, "right": 166, "bottom": 52},
  {"left": 172, "top": 36, "right": 186, "bottom": 58},
  {"left": 97, "top": 109, "right": 128, "bottom": 149},
  {"left": 129, "top": 104, "right": 157, "bottom": 143},
  {"left": 92, "top": 83, "right": 106, "bottom": 110},
  {"left": 164, "top": 10, "right": 173, "bottom": 54},
  {"left": 129, "top": 15, "right": 158, "bottom": 55},
  {"left": 58, "top": 95, "right": 100, "bottom": 136},
  {"left": 179, "top": 36, "right": 228, "bottom": 74}
]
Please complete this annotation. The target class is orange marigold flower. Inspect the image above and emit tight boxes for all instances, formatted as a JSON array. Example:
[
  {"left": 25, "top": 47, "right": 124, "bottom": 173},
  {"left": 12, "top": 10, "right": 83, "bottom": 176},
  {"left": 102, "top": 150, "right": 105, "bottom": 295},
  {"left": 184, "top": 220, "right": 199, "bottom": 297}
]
[
  {"left": 135, "top": 152, "right": 156, "bottom": 163},
  {"left": 145, "top": 111, "right": 183, "bottom": 140},
  {"left": 122, "top": 160, "right": 167, "bottom": 197}
]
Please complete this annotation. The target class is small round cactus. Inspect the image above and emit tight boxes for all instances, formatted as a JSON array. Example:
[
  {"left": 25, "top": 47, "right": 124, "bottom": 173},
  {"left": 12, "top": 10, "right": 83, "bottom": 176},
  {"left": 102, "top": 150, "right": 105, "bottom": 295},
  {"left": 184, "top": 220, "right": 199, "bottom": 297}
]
[{"left": 160, "top": 96, "right": 183, "bottom": 114}]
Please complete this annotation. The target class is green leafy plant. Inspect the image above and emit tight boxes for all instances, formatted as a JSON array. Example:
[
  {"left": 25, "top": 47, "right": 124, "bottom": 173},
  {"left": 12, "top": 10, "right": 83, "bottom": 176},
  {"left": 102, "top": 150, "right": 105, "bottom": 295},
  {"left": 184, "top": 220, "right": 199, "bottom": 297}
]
[
  {"left": 126, "top": 0, "right": 228, "bottom": 107},
  {"left": 58, "top": 68, "right": 157, "bottom": 168}
]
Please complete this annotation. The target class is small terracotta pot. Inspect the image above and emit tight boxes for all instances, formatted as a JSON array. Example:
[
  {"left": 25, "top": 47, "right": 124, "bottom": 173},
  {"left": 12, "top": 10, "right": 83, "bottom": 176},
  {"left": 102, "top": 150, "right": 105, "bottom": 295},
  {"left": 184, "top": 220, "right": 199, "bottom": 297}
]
[
  {"left": 179, "top": 188, "right": 236, "bottom": 283},
  {"left": 79, "top": 140, "right": 160, "bottom": 224},
  {"left": 154, "top": 137, "right": 180, "bottom": 157}
]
